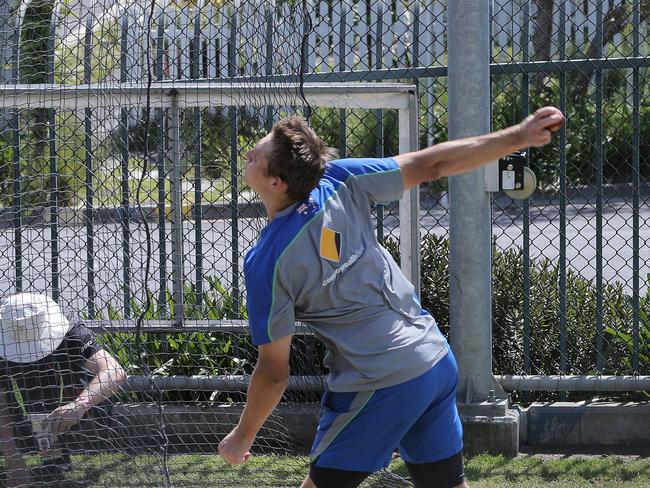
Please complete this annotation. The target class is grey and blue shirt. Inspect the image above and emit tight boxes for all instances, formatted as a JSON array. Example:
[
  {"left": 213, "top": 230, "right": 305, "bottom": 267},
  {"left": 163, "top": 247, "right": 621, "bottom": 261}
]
[{"left": 244, "top": 157, "right": 448, "bottom": 392}]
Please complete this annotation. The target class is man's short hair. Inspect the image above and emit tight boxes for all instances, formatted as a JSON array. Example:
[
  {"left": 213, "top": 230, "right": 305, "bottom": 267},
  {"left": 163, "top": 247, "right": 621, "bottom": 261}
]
[{"left": 267, "top": 116, "right": 338, "bottom": 201}]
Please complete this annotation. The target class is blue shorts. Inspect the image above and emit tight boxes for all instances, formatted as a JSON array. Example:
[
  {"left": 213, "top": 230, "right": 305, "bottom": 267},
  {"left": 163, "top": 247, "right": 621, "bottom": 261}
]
[{"left": 310, "top": 348, "right": 463, "bottom": 472}]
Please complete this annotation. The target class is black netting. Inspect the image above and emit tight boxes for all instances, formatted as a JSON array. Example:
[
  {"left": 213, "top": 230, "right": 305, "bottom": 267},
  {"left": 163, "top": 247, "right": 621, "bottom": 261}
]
[{"left": 1, "top": 0, "right": 650, "bottom": 486}]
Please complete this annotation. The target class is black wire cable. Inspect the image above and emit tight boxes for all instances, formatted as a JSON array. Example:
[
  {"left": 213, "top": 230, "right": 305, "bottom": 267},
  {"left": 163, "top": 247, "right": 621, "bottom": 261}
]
[
  {"left": 299, "top": 0, "right": 313, "bottom": 120},
  {"left": 134, "top": 1, "right": 171, "bottom": 485}
]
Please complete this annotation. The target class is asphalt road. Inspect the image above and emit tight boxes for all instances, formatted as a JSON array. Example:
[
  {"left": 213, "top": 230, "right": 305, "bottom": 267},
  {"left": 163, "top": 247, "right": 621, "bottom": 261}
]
[{"left": 0, "top": 189, "right": 648, "bottom": 317}]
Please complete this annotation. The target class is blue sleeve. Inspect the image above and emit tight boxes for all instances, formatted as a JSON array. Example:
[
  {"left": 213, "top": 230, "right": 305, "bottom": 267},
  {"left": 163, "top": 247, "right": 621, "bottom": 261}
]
[
  {"left": 245, "top": 249, "right": 296, "bottom": 346},
  {"left": 330, "top": 157, "right": 404, "bottom": 205}
]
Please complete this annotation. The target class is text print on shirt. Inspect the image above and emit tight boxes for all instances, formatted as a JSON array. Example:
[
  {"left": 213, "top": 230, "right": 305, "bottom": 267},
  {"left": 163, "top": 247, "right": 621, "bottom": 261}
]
[{"left": 322, "top": 247, "right": 364, "bottom": 286}]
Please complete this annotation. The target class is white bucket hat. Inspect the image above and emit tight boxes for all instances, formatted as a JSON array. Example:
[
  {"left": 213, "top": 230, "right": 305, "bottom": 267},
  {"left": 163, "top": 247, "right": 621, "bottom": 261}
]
[{"left": 0, "top": 293, "right": 71, "bottom": 363}]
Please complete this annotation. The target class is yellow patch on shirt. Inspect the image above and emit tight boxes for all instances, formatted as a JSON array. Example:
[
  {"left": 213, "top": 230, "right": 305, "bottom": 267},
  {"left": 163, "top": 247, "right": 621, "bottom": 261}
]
[{"left": 320, "top": 227, "right": 342, "bottom": 262}]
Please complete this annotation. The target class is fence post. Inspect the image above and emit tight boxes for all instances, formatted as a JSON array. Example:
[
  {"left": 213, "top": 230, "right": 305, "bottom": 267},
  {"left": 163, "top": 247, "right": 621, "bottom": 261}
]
[
  {"left": 48, "top": 0, "right": 60, "bottom": 302},
  {"left": 10, "top": 1, "right": 21, "bottom": 293},
  {"left": 170, "top": 90, "right": 185, "bottom": 326},
  {"left": 156, "top": 5, "right": 168, "bottom": 316},
  {"left": 447, "top": 0, "right": 506, "bottom": 404},
  {"left": 398, "top": 92, "right": 420, "bottom": 293},
  {"left": 228, "top": 7, "right": 240, "bottom": 317},
  {"left": 193, "top": 2, "right": 204, "bottom": 308},
  {"left": 120, "top": 14, "right": 132, "bottom": 316},
  {"left": 83, "top": 16, "right": 96, "bottom": 318}
]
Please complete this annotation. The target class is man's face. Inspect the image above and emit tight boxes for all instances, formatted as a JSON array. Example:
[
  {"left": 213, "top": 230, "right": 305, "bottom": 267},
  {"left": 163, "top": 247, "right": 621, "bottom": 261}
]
[{"left": 244, "top": 133, "right": 274, "bottom": 194}]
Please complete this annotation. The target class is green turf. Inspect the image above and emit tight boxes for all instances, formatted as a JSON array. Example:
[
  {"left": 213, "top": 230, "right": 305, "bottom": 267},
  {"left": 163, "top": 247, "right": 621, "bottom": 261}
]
[{"left": 2, "top": 452, "right": 650, "bottom": 487}]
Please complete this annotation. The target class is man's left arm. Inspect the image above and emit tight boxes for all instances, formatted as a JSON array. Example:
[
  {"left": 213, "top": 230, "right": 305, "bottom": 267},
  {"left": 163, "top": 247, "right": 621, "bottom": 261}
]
[
  {"left": 45, "top": 350, "right": 127, "bottom": 434},
  {"left": 219, "top": 334, "right": 292, "bottom": 464}
]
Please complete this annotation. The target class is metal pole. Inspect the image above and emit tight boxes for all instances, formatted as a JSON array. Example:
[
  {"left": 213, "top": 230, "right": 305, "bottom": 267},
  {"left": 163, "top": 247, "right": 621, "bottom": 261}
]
[
  {"left": 595, "top": 0, "right": 605, "bottom": 372},
  {"left": 169, "top": 91, "right": 185, "bottom": 326},
  {"left": 193, "top": 3, "right": 204, "bottom": 308},
  {"left": 398, "top": 91, "right": 420, "bottom": 293},
  {"left": 156, "top": 8, "right": 168, "bottom": 317},
  {"left": 496, "top": 375, "right": 650, "bottom": 392},
  {"left": 120, "top": 16, "right": 131, "bottom": 317},
  {"left": 123, "top": 374, "right": 650, "bottom": 394},
  {"left": 448, "top": 0, "right": 504, "bottom": 403},
  {"left": 84, "top": 17, "right": 95, "bottom": 318},
  {"left": 228, "top": 10, "right": 240, "bottom": 317},
  {"left": 10, "top": 8, "right": 21, "bottom": 293},
  {"left": 0, "top": 1, "right": 16, "bottom": 82},
  {"left": 47, "top": 2, "right": 59, "bottom": 301},
  {"left": 632, "top": 0, "right": 641, "bottom": 373},
  {"left": 374, "top": 4, "right": 385, "bottom": 242}
]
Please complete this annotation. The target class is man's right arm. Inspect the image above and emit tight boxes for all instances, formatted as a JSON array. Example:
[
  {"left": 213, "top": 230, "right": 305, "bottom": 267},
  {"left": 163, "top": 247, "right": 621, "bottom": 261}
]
[
  {"left": 397, "top": 106, "right": 564, "bottom": 191},
  {"left": 0, "top": 389, "right": 33, "bottom": 487}
]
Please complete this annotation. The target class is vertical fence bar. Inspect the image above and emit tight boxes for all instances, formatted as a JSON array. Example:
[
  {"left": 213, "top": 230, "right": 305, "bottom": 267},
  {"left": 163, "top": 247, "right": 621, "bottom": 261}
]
[
  {"left": 374, "top": 2, "right": 384, "bottom": 242},
  {"left": 631, "top": 0, "right": 640, "bottom": 372},
  {"left": 398, "top": 91, "right": 420, "bottom": 293},
  {"left": 84, "top": 17, "right": 95, "bottom": 318},
  {"left": 264, "top": 4, "right": 273, "bottom": 130},
  {"left": 156, "top": 9, "right": 168, "bottom": 316},
  {"left": 522, "top": 0, "right": 532, "bottom": 375},
  {"left": 559, "top": 0, "right": 568, "bottom": 377},
  {"left": 424, "top": 0, "right": 436, "bottom": 148},
  {"left": 170, "top": 90, "right": 185, "bottom": 326},
  {"left": 47, "top": 8, "right": 59, "bottom": 301},
  {"left": 302, "top": 3, "right": 313, "bottom": 121},
  {"left": 193, "top": 4, "right": 204, "bottom": 307},
  {"left": 120, "top": 16, "right": 131, "bottom": 316},
  {"left": 11, "top": 17, "right": 21, "bottom": 292},
  {"left": 338, "top": 1, "right": 347, "bottom": 157},
  {"left": 231, "top": 0, "right": 243, "bottom": 361},
  {"left": 0, "top": 1, "right": 13, "bottom": 88},
  {"left": 228, "top": 9, "right": 240, "bottom": 316},
  {"left": 595, "top": 0, "right": 604, "bottom": 371}
]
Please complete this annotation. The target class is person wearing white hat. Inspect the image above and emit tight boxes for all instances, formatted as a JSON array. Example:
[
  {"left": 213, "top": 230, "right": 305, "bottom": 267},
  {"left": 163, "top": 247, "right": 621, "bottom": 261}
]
[{"left": 0, "top": 293, "right": 127, "bottom": 488}]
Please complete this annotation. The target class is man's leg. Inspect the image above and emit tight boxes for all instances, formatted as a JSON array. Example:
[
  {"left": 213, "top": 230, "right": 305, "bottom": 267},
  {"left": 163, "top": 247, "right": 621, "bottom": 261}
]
[
  {"left": 301, "top": 466, "right": 372, "bottom": 488},
  {"left": 398, "top": 351, "right": 466, "bottom": 488},
  {"left": 300, "top": 476, "right": 316, "bottom": 488},
  {"left": 307, "top": 389, "right": 388, "bottom": 488},
  {"left": 405, "top": 451, "right": 468, "bottom": 488}
]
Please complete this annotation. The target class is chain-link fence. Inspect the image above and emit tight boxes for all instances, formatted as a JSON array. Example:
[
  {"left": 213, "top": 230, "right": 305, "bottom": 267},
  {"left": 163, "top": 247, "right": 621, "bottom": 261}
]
[
  {"left": 488, "top": 1, "right": 650, "bottom": 400},
  {"left": 0, "top": 0, "right": 649, "bottom": 486}
]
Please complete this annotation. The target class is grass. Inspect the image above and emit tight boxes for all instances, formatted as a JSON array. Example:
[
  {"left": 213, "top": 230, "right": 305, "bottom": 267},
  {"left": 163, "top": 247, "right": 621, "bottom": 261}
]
[
  {"left": 2, "top": 453, "right": 650, "bottom": 487},
  {"left": 459, "top": 453, "right": 650, "bottom": 487}
]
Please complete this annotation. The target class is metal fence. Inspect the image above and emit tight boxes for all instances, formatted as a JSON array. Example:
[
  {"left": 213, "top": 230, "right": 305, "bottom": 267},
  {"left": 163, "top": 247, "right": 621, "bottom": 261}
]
[{"left": 0, "top": 0, "right": 649, "bottom": 393}]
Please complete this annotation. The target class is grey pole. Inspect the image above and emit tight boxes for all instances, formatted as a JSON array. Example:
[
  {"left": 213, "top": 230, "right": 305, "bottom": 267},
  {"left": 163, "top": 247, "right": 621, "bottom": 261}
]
[
  {"left": 0, "top": 0, "right": 19, "bottom": 132},
  {"left": 170, "top": 91, "right": 185, "bottom": 326},
  {"left": 448, "top": 0, "right": 505, "bottom": 404},
  {"left": 123, "top": 374, "right": 650, "bottom": 394},
  {"left": 398, "top": 90, "right": 420, "bottom": 293},
  {"left": 0, "top": 0, "right": 18, "bottom": 83}
]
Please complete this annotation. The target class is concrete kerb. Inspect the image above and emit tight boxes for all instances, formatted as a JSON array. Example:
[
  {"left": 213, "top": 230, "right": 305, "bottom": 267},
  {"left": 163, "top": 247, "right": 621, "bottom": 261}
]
[
  {"left": 519, "top": 401, "right": 650, "bottom": 450},
  {"left": 458, "top": 400, "right": 520, "bottom": 457},
  {"left": 64, "top": 400, "right": 650, "bottom": 456}
]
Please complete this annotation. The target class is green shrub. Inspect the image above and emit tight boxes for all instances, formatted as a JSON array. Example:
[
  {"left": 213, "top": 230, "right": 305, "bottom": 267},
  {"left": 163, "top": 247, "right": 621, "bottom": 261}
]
[
  {"left": 92, "top": 277, "right": 250, "bottom": 375},
  {"left": 491, "top": 77, "right": 650, "bottom": 188},
  {"left": 605, "top": 274, "right": 650, "bottom": 379},
  {"left": 384, "top": 235, "right": 638, "bottom": 378},
  {"left": 93, "top": 277, "right": 323, "bottom": 403}
]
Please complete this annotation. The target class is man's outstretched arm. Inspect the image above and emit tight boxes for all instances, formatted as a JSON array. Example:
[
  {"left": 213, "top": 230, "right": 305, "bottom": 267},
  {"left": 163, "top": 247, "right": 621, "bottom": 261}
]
[
  {"left": 219, "top": 334, "right": 292, "bottom": 464},
  {"left": 45, "top": 349, "right": 127, "bottom": 434},
  {"left": 397, "top": 106, "right": 564, "bottom": 190}
]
